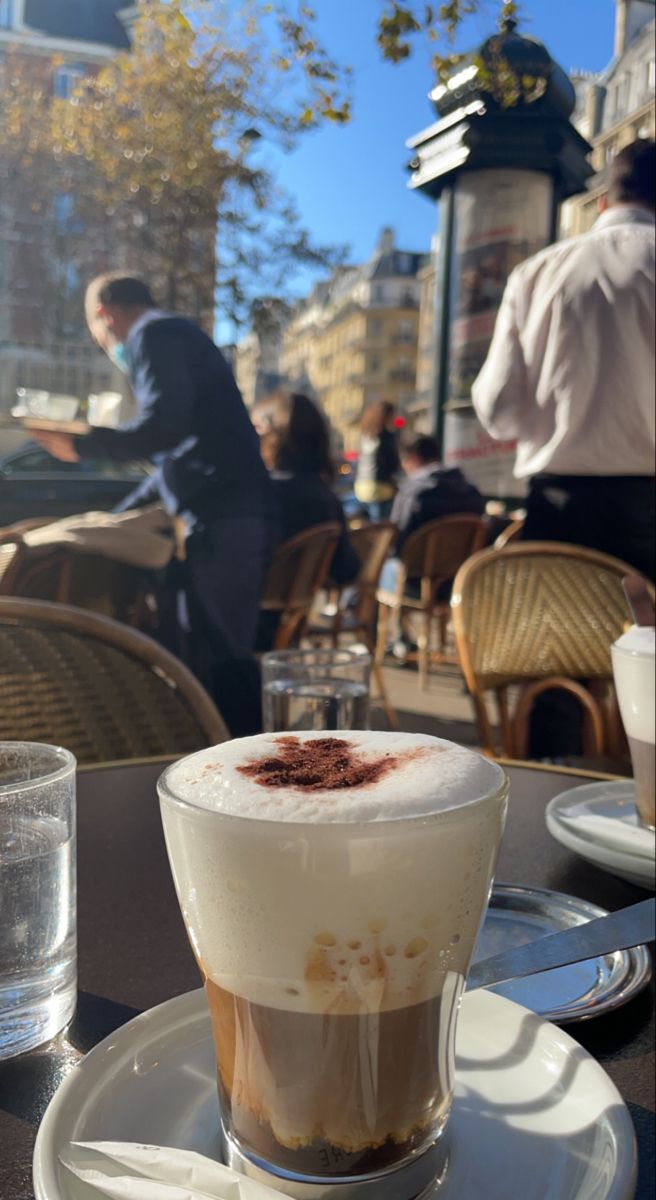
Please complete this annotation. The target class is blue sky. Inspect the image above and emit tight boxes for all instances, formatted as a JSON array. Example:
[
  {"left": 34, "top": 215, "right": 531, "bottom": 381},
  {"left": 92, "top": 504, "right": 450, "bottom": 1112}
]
[{"left": 256, "top": 0, "right": 618, "bottom": 291}]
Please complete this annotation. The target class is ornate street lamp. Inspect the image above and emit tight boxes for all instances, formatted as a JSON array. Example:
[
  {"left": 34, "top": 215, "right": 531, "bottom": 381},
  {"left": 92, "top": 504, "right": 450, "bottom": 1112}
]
[{"left": 407, "top": 16, "right": 593, "bottom": 499}]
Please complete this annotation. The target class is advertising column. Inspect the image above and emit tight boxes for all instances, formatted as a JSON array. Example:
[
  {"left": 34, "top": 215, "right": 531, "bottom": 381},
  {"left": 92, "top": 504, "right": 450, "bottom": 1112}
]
[{"left": 443, "top": 168, "right": 553, "bottom": 499}]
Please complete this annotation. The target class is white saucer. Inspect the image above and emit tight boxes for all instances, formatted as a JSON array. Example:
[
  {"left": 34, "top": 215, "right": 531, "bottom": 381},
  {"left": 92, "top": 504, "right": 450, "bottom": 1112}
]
[
  {"left": 33, "top": 988, "right": 636, "bottom": 1200},
  {"left": 546, "top": 780, "right": 656, "bottom": 890}
]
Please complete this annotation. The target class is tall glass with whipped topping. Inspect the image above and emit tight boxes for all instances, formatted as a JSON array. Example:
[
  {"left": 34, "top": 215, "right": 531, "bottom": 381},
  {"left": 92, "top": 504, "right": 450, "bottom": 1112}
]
[
  {"left": 612, "top": 625, "right": 655, "bottom": 830},
  {"left": 159, "top": 732, "right": 508, "bottom": 1199}
]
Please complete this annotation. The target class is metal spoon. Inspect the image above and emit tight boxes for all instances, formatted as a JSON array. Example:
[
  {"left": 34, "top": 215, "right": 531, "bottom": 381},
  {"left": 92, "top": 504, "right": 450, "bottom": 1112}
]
[{"left": 467, "top": 897, "right": 655, "bottom": 991}]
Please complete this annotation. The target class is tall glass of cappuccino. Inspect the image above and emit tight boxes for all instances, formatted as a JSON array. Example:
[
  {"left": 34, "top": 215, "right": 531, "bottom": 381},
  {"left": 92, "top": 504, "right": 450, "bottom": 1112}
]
[
  {"left": 159, "top": 732, "right": 508, "bottom": 1199},
  {"left": 612, "top": 625, "right": 655, "bottom": 829}
]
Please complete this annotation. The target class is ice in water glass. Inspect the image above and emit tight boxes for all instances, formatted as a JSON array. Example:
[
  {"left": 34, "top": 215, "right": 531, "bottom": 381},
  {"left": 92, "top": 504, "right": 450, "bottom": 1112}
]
[
  {"left": 262, "top": 648, "right": 371, "bottom": 732},
  {"left": 0, "top": 742, "right": 77, "bottom": 1058}
]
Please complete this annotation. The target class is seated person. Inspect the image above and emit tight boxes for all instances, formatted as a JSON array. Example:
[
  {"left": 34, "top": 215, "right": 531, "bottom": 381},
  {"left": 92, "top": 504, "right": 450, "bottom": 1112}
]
[
  {"left": 381, "top": 434, "right": 485, "bottom": 657},
  {"left": 391, "top": 433, "right": 485, "bottom": 554},
  {"left": 252, "top": 390, "right": 360, "bottom": 648}
]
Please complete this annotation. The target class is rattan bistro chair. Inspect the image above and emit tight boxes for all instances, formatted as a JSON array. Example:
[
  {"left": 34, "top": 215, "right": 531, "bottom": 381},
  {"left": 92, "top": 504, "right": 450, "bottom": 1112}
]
[
  {"left": 0, "top": 519, "right": 161, "bottom": 633},
  {"left": 451, "top": 541, "right": 654, "bottom": 759},
  {"left": 259, "top": 523, "right": 341, "bottom": 651},
  {"left": 494, "top": 517, "right": 525, "bottom": 548},
  {"left": 309, "top": 521, "right": 399, "bottom": 728},
  {"left": 0, "top": 596, "right": 228, "bottom": 765},
  {"left": 0, "top": 519, "right": 52, "bottom": 596},
  {"left": 376, "top": 514, "right": 488, "bottom": 688}
]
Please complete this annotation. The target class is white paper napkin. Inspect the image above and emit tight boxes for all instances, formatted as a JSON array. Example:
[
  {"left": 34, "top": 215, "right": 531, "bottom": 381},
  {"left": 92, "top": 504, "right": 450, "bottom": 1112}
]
[
  {"left": 559, "top": 811, "right": 656, "bottom": 859},
  {"left": 60, "top": 1142, "right": 289, "bottom": 1200}
]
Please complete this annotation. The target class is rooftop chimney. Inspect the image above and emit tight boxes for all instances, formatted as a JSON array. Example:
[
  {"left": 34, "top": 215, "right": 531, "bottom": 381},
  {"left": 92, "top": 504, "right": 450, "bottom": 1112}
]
[{"left": 615, "top": 0, "right": 629, "bottom": 56}]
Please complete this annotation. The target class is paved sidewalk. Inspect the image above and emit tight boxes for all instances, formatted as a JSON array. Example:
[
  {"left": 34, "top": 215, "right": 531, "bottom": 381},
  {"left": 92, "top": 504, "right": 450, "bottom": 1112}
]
[{"left": 371, "top": 661, "right": 483, "bottom": 747}]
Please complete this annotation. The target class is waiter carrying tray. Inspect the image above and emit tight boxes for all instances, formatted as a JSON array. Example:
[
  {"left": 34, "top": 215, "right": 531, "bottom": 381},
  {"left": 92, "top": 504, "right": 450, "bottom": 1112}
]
[{"left": 34, "top": 273, "right": 277, "bottom": 736}]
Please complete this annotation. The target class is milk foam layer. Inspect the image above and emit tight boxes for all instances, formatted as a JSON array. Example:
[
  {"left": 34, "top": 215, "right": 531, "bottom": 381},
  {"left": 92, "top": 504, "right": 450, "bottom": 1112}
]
[
  {"left": 613, "top": 625, "right": 655, "bottom": 657},
  {"left": 612, "top": 627, "right": 655, "bottom": 744},
  {"left": 163, "top": 731, "right": 503, "bottom": 823}
]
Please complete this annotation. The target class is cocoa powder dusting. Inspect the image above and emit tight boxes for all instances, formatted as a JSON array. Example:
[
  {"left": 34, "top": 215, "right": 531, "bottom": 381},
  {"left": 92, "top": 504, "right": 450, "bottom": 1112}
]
[{"left": 237, "top": 736, "right": 398, "bottom": 792}]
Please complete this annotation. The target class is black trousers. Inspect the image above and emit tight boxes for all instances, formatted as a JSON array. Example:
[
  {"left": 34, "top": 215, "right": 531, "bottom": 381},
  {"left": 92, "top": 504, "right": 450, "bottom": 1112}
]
[
  {"left": 160, "top": 514, "right": 277, "bottom": 738},
  {"left": 522, "top": 474, "right": 655, "bottom": 760},
  {"left": 523, "top": 474, "right": 655, "bottom": 581}
]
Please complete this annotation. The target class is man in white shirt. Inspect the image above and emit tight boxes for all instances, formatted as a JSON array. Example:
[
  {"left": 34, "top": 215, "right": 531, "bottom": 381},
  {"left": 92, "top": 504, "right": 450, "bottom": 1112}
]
[{"left": 472, "top": 139, "right": 655, "bottom": 580}]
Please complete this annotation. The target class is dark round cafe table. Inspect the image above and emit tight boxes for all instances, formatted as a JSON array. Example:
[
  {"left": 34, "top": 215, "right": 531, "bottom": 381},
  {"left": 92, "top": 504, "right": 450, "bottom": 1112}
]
[{"left": 1, "top": 757, "right": 654, "bottom": 1200}]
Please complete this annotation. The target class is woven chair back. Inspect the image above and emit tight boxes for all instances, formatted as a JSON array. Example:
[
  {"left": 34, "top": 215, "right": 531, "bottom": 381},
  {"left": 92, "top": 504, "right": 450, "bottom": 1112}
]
[
  {"left": 0, "top": 596, "right": 228, "bottom": 764},
  {"left": 0, "top": 541, "right": 23, "bottom": 594},
  {"left": 7, "top": 546, "right": 154, "bottom": 627},
  {"left": 0, "top": 517, "right": 159, "bottom": 630},
  {"left": 451, "top": 542, "right": 649, "bottom": 690},
  {"left": 260, "top": 523, "right": 341, "bottom": 612},
  {"left": 0, "top": 520, "right": 44, "bottom": 595},
  {"left": 349, "top": 522, "right": 396, "bottom": 590},
  {"left": 400, "top": 514, "right": 488, "bottom": 583}
]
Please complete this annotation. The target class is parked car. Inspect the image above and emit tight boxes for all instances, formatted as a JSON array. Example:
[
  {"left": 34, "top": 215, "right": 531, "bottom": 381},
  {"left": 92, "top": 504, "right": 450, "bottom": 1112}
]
[{"left": 0, "top": 442, "right": 151, "bottom": 528}]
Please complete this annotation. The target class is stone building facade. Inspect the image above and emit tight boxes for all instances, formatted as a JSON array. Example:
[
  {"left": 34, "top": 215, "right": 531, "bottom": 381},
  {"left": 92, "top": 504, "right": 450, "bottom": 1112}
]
[
  {"left": 0, "top": 1, "right": 133, "bottom": 427},
  {"left": 563, "top": 0, "right": 655, "bottom": 236},
  {"left": 278, "top": 230, "right": 425, "bottom": 451}
]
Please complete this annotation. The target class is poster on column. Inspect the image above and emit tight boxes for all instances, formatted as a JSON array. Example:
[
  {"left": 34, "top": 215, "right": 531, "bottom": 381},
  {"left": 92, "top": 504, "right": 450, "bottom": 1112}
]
[{"left": 444, "top": 168, "right": 553, "bottom": 498}]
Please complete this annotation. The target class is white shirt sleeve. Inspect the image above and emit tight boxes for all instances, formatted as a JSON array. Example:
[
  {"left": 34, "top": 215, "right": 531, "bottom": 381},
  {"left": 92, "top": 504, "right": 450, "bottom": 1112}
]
[{"left": 471, "top": 269, "right": 529, "bottom": 440}]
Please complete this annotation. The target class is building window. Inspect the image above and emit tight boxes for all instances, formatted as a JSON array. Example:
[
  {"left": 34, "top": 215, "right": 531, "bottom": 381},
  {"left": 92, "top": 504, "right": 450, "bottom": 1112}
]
[
  {"left": 0, "top": 0, "right": 12, "bottom": 29},
  {"left": 616, "top": 75, "right": 629, "bottom": 119},
  {"left": 54, "top": 65, "right": 85, "bottom": 100}
]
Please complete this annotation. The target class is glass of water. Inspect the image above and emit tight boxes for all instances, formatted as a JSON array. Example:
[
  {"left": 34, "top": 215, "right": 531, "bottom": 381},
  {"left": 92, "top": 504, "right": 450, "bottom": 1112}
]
[
  {"left": 0, "top": 742, "right": 77, "bottom": 1059},
  {"left": 262, "top": 648, "right": 371, "bottom": 732}
]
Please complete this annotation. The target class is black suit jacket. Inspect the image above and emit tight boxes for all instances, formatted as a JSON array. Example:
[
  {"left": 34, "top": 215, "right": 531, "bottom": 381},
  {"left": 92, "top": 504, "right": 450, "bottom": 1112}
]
[{"left": 76, "top": 316, "right": 272, "bottom": 522}]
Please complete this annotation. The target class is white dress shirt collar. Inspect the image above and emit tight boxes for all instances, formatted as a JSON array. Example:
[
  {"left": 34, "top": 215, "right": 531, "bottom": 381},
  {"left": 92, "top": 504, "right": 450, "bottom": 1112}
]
[
  {"left": 127, "top": 308, "right": 171, "bottom": 345},
  {"left": 594, "top": 205, "right": 655, "bottom": 232}
]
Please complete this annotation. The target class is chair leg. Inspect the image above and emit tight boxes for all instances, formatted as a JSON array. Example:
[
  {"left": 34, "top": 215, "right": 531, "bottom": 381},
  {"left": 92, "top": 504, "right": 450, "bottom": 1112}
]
[
  {"left": 274, "top": 611, "right": 305, "bottom": 650},
  {"left": 437, "top": 608, "right": 449, "bottom": 659},
  {"left": 496, "top": 688, "right": 514, "bottom": 758},
  {"left": 375, "top": 601, "right": 391, "bottom": 665},
  {"left": 362, "top": 626, "right": 399, "bottom": 730},
  {"left": 471, "top": 692, "right": 497, "bottom": 757},
  {"left": 418, "top": 608, "right": 432, "bottom": 690}
]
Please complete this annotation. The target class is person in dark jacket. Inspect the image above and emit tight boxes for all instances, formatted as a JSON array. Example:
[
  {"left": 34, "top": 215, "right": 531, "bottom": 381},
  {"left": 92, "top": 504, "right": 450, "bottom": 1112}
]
[
  {"left": 252, "top": 390, "right": 360, "bottom": 650},
  {"left": 381, "top": 434, "right": 485, "bottom": 658},
  {"left": 391, "top": 434, "right": 485, "bottom": 554},
  {"left": 31, "top": 273, "right": 277, "bottom": 736},
  {"left": 354, "top": 401, "right": 400, "bottom": 520}
]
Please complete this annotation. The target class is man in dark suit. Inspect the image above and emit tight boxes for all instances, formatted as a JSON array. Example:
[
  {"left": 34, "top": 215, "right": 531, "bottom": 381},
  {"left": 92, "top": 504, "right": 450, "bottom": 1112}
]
[{"left": 33, "top": 273, "right": 277, "bottom": 736}]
